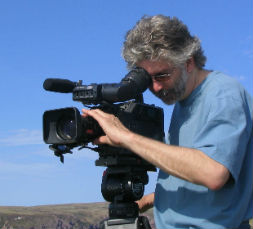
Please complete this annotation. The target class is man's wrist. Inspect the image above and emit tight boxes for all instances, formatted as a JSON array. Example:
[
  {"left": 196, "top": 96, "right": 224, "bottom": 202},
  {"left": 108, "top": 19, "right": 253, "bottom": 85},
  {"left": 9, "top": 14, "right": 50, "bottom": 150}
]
[{"left": 121, "top": 130, "right": 137, "bottom": 149}]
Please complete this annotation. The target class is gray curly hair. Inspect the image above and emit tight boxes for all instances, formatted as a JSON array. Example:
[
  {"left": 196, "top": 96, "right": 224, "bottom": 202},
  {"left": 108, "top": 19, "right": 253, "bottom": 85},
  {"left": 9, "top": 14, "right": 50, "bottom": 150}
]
[{"left": 122, "top": 15, "right": 206, "bottom": 69}]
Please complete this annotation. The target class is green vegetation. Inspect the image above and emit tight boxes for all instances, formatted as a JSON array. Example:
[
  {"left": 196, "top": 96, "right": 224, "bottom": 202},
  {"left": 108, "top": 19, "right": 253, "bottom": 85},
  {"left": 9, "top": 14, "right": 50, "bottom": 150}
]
[
  {"left": 0, "top": 203, "right": 251, "bottom": 229},
  {"left": 0, "top": 203, "right": 108, "bottom": 229},
  {"left": 0, "top": 203, "right": 154, "bottom": 229}
]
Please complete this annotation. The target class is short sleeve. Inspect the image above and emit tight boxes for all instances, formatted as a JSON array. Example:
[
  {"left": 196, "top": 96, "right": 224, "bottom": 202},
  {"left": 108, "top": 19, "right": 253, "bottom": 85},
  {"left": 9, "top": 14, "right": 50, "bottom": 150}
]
[{"left": 193, "top": 97, "right": 252, "bottom": 182}]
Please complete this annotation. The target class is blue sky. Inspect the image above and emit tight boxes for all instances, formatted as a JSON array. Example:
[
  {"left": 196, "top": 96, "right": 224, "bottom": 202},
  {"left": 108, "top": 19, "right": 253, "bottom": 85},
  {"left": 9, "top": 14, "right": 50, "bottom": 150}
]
[{"left": 0, "top": 0, "right": 252, "bottom": 206}]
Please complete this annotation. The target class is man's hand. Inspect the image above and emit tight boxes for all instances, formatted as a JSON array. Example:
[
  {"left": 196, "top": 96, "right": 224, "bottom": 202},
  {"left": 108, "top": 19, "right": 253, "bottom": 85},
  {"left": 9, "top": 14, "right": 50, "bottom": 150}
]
[
  {"left": 82, "top": 109, "right": 230, "bottom": 190},
  {"left": 136, "top": 193, "right": 155, "bottom": 213},
  {"left": 82, "top": 108, "right": 132, "bottom": 147}
]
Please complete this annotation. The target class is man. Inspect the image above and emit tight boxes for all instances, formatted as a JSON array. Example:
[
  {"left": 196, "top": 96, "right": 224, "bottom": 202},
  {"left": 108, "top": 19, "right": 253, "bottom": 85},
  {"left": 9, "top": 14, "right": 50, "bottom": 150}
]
[{"left": 82, "top": 15, "right": 253, "bottom": 229}]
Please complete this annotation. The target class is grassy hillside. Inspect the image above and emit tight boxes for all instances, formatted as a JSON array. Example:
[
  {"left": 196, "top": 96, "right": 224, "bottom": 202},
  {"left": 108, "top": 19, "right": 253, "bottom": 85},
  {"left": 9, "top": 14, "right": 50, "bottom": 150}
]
[
  {"left": 0, "top": 203, "right": 251, "bottom": 229},
  {"left": 0, "top": 202, "right": 155, "bottom": 229}
]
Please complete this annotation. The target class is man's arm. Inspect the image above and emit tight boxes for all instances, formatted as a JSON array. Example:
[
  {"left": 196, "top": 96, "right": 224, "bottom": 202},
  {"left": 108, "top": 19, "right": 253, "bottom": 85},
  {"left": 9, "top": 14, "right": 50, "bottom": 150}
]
[
  {"left": 82, "top": 109, "right": 230, "bottom": 190},
  {"left": 123, "top": 131, "right": 229, "bottom": 190}
]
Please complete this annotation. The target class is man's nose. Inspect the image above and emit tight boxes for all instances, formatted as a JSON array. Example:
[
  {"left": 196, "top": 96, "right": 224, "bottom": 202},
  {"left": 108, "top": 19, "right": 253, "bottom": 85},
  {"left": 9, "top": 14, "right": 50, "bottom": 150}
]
[{"left": 151, "top": 81, "right": 163, "bottom": 92}]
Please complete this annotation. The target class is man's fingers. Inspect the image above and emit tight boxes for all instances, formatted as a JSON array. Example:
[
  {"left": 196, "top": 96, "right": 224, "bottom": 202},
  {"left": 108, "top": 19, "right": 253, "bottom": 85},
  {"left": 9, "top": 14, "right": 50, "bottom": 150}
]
[
  {"left": 93, "top": 136, "right": 108, "bottom": 145},
  {"left": 81, "top": 108, "right": 125, "bottom": 148},
  {"left": 82, "top": 108, "right": 109, "bottom": 119},
  {"left": 82, "top": 109, "right": 101, "bottom": 121}
]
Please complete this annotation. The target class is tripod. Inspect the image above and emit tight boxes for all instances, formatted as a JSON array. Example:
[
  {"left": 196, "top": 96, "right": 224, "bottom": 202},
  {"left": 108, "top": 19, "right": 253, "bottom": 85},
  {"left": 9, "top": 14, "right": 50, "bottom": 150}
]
[
  {"left": 98, "top": 167, "right": 153, "bottom": 229},
  {"left": 102, "top": 216, "right": 152, "bottom": 229},
  {"left": 100, "top": 202, "right": 152, "bottom": 229}
]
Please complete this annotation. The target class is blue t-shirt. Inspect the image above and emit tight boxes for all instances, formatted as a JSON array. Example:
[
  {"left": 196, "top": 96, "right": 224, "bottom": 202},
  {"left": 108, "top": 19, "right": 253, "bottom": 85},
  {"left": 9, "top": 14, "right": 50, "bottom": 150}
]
[{"left": 154, "top": 71, "right": 253, "bottom": 229}]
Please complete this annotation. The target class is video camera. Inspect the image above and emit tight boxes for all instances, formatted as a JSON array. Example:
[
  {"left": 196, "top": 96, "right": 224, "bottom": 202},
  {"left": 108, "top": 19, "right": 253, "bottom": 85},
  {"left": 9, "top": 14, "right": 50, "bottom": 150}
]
[{"left": 43, "top": 67, "right": 164, "bottom": 227}]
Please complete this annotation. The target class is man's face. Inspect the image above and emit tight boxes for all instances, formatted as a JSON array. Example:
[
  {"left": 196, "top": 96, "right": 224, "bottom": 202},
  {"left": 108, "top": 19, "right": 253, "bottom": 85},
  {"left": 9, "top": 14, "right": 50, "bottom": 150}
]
[{"left": 137, "top": 60, "right": 188, "bottom": 105}]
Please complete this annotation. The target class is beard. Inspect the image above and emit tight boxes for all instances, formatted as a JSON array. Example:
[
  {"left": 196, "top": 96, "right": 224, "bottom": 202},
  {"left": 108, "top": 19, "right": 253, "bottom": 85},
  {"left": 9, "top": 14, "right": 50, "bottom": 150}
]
[{"left": 154, "top": 68, "right": 188, "bottom": 105}]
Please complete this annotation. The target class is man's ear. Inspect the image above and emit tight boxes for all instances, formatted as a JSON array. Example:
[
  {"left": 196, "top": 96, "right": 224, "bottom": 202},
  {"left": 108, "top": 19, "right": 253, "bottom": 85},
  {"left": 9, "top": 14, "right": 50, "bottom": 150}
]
[{"left": 186, "top": 57, "right": 195, "bottom": 73}]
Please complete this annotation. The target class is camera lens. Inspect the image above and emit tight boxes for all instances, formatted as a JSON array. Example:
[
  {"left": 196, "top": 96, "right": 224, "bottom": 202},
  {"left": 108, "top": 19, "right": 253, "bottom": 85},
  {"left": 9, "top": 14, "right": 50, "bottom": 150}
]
[{"left": 57, "top": 116, "right": 76, "bottom": 140}]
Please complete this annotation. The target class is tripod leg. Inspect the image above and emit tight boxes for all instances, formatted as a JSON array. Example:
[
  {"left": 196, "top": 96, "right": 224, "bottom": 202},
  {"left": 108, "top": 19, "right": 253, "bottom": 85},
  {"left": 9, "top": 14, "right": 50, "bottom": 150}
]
[
  {"left": 137, "top": 216, "right": 152, "bottom": 229},
  {"left": 100, "top": 218, "right": 139, "bottom": 229}
]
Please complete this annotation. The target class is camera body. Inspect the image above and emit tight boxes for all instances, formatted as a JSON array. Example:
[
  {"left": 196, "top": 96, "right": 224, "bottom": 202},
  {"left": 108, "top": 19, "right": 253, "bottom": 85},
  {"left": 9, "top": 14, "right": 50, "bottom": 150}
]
[
  {"left": 43, "top": 101, "right": 164, "bottom": 169},
  {"left": 42, "top": 68, "right": 165, "bottom": 219}
]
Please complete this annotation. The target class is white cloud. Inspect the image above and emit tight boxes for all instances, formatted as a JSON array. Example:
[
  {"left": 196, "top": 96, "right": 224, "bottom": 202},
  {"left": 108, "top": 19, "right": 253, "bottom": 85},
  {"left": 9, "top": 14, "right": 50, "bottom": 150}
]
[
  {"left": 0, "top": 129, "right": 98, "bottom": 161},
  {"left": 0, "top": 160, "right": 55, "bottom": 176},
  {"left": 0, "top": 129, "right": 43, "bottom": 146}
]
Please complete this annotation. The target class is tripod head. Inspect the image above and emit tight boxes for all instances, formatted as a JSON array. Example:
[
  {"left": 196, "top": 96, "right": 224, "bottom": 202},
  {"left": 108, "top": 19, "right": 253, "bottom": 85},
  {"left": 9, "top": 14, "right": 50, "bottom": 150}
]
[{"left": 101, "top": 166, "right": 149, "bottom": 219}]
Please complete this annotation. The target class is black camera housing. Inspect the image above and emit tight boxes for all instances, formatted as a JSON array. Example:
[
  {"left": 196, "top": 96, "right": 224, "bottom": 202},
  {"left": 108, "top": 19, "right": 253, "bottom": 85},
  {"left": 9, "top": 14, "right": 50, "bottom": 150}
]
[
  {"left": 42, "top": 68, "right": 165, "bottom": 220},
  {"left": 43, "top": 101, "right": 164, "bottom": 169},
  {"left": 43, "top": 107, "right": 102, "bottom": 145}
]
